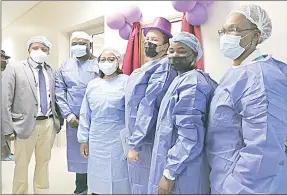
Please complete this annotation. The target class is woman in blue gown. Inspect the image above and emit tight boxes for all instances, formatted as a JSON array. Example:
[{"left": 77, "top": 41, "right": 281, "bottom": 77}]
[
  {"left": 206, "top": 5, "right": 287, "bottom": 194},
  {"left": 77, "top": 48, "right": 131, "bottom": 194},
  {"left": 148, "top": 32, "right": 218, "bottom": 194}
]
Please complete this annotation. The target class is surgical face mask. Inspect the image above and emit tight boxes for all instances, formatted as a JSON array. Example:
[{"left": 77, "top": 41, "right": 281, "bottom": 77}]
[
  {"left": 71, "top": 45, "right": 87, "bottom": 57},
  {"left": 144, "top": 41, "right": 159, "bottom": 58},
  {"left": 220, "top": 31, "right": 254, "bottom": 60},
  {"left": 99, "top": 62, "right": 118, "bottom": 76},
  {"left": 30, "top": 50, "right": 48, "bottom": 64},
  {"left": 168, "top": 55, "right": 196, "bottom": 72}
]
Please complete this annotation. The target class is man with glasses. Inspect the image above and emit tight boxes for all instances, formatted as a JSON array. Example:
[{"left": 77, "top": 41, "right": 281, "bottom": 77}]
[
  {"left": 55, "top": 31, "right": 99, "bottom": 195},
  {"left": 2, "top": 36, "right": 63, "bottom": 194},
  {"left": 206, "top": 4, "right": 287, "bottom": 194}
]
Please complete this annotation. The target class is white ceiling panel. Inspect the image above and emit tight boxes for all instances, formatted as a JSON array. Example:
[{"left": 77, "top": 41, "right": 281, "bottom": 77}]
[{"left": 1, "top": 1, "right": 40, "bottom": 29}]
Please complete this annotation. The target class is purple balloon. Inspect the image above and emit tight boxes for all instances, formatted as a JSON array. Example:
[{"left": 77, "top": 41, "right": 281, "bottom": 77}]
[
  {"left": 206, "top": 1, "right": 215, "bottom": 7},
  {"left": 119, "top": 22, "right": 132, "bottom": 40},
  {"left": 106, "top": 11, "right": 126, "bottom": 30},
  {"left": 121, "top": 4, "right": 142, "bottom": 25},
  {"left": 127, "top": 14, "right": 143, "bottom": 26},
  {"left": 186, "top": 3, "right": 208, "bottom": 26},
  {"left": 171, "top": 1, "right": 197, "bottom": 12}
]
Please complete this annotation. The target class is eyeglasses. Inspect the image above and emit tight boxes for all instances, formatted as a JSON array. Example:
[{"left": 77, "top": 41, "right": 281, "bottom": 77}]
[
  {"left": 30, "top": 46, "right": 49, "bottom": 53},
  {"left": 218, "top": 28, "right": 257, "bottom": 36},
  {"left": 71, "top": 42, "right": 88, "bottom": 46},
  {"left": 99, "top": 57, "right": 117, "bottom": 63}
]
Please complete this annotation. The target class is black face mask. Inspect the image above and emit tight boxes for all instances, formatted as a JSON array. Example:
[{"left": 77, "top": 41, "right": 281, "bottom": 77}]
[
  {"left": 168, "top": 55, "right": 196, "bottom": 72},
  {"left": 1, "top": 61, "right": 7, "bottom": 70},
  {"left": 144, "top": 41, "right": 159, "bottom": 58}
]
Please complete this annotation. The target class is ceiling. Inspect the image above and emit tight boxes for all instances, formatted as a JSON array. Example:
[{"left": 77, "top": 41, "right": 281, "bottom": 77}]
[{"left": 1, "top": 1, "right": 40, "bottom": 29}]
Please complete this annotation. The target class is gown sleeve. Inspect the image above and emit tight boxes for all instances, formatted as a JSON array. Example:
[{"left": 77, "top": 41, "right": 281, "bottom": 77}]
[
  {"left": 77, "top": 84, "right": 92, "bottom": 143},
  {"left": 165, "top": 76, "right": 209, "bottom": 178},
  {"left": 55, "top": 61, "right": 73, "bottom": 119}
]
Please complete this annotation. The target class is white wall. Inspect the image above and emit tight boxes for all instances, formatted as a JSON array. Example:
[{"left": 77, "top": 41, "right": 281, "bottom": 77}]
[{"left": 2, "top": 1, "right": 287, "bottom": 81}]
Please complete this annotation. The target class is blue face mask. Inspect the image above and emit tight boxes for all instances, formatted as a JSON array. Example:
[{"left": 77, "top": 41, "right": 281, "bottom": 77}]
[{"left": 71, "top": 45, "right": 87, "bottom": 57}]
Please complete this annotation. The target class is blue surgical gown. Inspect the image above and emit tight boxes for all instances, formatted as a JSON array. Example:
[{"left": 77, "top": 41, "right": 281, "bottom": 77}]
[
  {"left": 77, "top": 74, "right": 131, "bottom": 194},
  {"left": 55, "top": 58, "right": 99, "bottom": 173},
  {"left": 125, "top": 57, "right": 177, "bottom": 194},
  {"left": 206, "top": 57, "right": 287, "bottom": 194},
  {"left": 148, "top": 70, "right": 218, "bottom": 194}
]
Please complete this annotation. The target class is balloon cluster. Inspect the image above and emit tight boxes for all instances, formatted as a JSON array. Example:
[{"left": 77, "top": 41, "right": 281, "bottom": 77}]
[
  {"left": 171, "top": 1, "right": 214, "bottom": 26},
  {"left": 106, "top": 4, "right": 143, "bottom": 40}
]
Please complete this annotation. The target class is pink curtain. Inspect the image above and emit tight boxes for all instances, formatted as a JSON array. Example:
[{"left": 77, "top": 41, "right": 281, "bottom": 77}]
[
  {"left": 181, "top": 13, "right": 204, "bottom": 70},
  {"left": 122, "top": 22, "right": 141, "bottom": 75}
]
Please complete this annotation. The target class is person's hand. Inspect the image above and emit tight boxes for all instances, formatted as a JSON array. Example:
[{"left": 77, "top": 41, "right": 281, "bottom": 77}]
[
  {"left": 127, "top": 148, "right": 139, "bottom": 162},
  {"left": 80, "top": 142, "right": 89, "bottom": 158},
  {"left": 5, "top": 133, "right": 16, "bottom": 141},
  {"left": 158, "top": 176, "right": 175, "bottom": 194},
  {"left": 69, "top": 116, "right": 79, "bottom": 128}
]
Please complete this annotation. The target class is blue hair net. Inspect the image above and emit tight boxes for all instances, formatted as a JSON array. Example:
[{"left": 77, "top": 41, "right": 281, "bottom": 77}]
[
  {"left": 170, "top": 32, "right": 203, "bottom": 62},
  {"left": 27, "top": 36, "right": 52, "bottom": 50}
]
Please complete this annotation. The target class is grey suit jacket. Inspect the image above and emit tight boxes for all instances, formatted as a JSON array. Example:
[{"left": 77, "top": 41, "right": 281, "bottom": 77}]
[{"left": 1, "top": 59, "right": 62, "bottom": 139}]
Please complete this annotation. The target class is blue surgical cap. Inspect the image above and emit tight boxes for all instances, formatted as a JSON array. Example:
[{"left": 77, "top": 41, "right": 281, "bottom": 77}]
[
  {"left": 27, "top": 36, "right": 52, "bottom": 50},
  {"left": 170, "top": 32, "right": 203, "bottom": 62}
]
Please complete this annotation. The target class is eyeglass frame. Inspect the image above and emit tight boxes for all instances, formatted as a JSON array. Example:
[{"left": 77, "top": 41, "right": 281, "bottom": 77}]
[
  {"left": 98, "top": 56, "right": 117, "bottom": 63},
  {"left": 218, "top": 27, "right": 258, "bottom": 36},
  {"left": 71, "top": 42, "right": 89, "bottom": 46}
]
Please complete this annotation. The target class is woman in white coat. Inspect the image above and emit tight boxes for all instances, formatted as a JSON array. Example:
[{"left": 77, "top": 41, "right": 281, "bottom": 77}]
[{"left": 77, "top": 48, "right": 130, "bottom": 194}]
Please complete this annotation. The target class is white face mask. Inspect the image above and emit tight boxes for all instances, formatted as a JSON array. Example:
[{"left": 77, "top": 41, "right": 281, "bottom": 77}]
[
  {"left": 220, "top": 31, "right": 254, "bottom": 60},
  {"left": 30, "top": 50, "right": 48, "bottom": 64},
  {"left": 71, "top": 45, "right": 87, "bottom": 57},
  {"left": 99, "top": 62, "right": 118, "bottom": 76}
]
